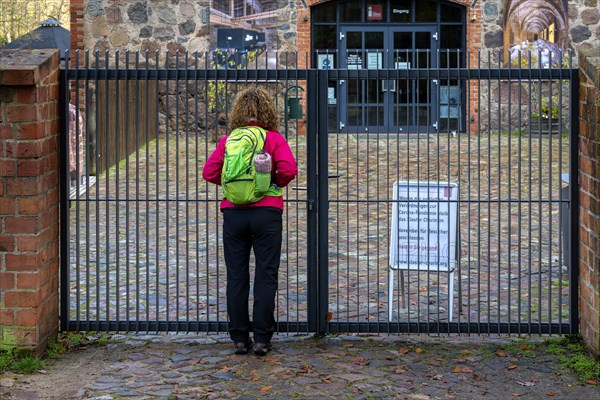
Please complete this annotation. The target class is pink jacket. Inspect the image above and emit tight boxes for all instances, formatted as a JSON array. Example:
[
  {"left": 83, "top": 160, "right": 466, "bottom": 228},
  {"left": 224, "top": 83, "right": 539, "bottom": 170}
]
[{"left": 202, "top": 123, "right": 298, "bottom": 211}]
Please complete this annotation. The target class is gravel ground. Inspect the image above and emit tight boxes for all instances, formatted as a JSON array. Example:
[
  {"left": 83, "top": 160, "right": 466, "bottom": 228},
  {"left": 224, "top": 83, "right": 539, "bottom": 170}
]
[{"left": 1, "top": 333, "right": 597, "bottom": 400}]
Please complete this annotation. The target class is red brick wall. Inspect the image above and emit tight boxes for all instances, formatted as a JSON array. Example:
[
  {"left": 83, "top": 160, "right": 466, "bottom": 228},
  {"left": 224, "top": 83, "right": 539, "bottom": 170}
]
[
  {"left": 70, "top": 0, "right": 85, "bottom": 65},
  {"left": 0, "top": 49, "right": 61, "bottom": 356},
  {"left": 578, "top": 48, "right": 600, "bottom": 356}
]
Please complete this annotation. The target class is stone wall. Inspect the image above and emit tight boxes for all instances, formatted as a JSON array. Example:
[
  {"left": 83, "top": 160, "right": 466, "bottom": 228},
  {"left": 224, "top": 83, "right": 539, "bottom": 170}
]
[
  {"left": 73, "top": 1, "right": 600, "bottom": 59},
  {"left": 79, "top": 0, "right": 299, "bottom": 63},
  {"left": 569, "top": 0, "right": 600, "bottom": 52}
]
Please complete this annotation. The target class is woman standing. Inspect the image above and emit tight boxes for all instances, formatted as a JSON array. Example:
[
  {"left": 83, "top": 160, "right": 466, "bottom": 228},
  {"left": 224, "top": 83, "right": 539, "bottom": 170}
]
[{"left": 202, "top": 87, "right": 298, "bottom": 356}]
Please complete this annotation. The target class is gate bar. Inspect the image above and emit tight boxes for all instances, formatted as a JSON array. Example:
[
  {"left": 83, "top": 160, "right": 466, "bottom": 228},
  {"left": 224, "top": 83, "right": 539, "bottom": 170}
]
[{"left": 569, "top": 70, "right": 580, "bottom": 334}]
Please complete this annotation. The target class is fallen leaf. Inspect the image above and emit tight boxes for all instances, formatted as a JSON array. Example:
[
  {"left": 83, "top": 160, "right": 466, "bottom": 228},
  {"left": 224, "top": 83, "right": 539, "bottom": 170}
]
[
  {"left": 432, "top": 374, "right": 444, "bottom": 380},
  {"left": 521, "top": 344, "right": 532, "bottom": 350},
  {"left": 299, "top": 364, "right": 313, "bottom": 374},
  {"left": 251, "top": 377, "right": 260, "bottom": 382},
  {"left": 507, "top": 365, "right": 518, "bottom": 370},
  {"left": 512, "top": 393, "right": 525, "bottom": 397},
  {"left": 451, "top": 366, "right": 474, "bottom": 373},
  {"left": 350, "top": 356, "right": 368, "bottom": 365},
  {"left": 398, "top": 347, "right": 410, "bottom": 354},
  {"left": 585, "top": 379, "right": 597, "bottom": 385},
  {"left": 459, "top": 349, "right": 472, "bottom": 355},
  {"left": 547, "top": 392, "right": 556, "bottom": 396},
  {"left": 326, "top": 312, "right": 333, "bottom": 322},
  {"left": 321, "top": 376, "right": 331, "bottom": 383},
  {"left": 260, "top": 386, "right": 272, "bottom": 393},
  {"left": 264, "top": 357, "right": 278, "bottom": 364},
  {"left": 395, "top": 368, "right": 406, "bottom": 374},
  {"left": 517, "top": 381, "right": 536, "bottom": 387},
  {"left": 496, "top": 351, "right": 508, "bottom": 357},
  {"left": 415, "top": 348, "right": 424, "bottom": 353}
]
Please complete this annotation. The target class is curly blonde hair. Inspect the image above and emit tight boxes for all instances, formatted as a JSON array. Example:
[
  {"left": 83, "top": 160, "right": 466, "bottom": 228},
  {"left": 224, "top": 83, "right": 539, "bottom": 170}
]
[{"left": 229, "top": 87, "right": 278, "bottom": 132}]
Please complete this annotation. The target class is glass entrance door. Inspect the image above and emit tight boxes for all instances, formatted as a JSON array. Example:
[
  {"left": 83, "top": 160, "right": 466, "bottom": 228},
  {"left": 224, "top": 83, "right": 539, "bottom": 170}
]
[{"left": 339, "top": 26, "right": 438, "bottom": 133}]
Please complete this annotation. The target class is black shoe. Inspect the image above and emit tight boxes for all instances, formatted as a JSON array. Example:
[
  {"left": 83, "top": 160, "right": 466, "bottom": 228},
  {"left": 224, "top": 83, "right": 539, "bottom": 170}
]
[
  {"left": 234, "top": 340, "right": 253, "bottom": 355},
  {"left": 253, "top": 342, "right": 272, "bottom": 356}
]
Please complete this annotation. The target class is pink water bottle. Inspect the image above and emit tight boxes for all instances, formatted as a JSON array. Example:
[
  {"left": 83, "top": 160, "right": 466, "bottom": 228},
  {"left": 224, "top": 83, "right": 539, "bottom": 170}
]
[{"left": 254, "top": 152, "right": 272, "bottom": 193}]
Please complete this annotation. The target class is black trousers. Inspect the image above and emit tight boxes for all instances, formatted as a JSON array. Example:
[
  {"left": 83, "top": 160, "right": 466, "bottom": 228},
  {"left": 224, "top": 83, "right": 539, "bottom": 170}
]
[{"left": 222, "top": 207, "right": 282, "bottom": 344}]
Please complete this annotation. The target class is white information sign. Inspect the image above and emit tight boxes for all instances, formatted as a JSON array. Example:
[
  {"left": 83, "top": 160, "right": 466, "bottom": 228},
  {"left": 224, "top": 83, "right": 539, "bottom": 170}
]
[
  {"left": 389, "top": 181, "right": 458, "bottom": 271},
  {"left": 367, "top": 52, "right": 382, "bottom": 69},
  {"left": 347, "top": 54, "right": 362, "bottom": 69},
  {"left": 317, "top": 54, "right": 334, "bottom": 70},
  {"left": 388, "top": 181, "right": 459, "bottom": 321}
]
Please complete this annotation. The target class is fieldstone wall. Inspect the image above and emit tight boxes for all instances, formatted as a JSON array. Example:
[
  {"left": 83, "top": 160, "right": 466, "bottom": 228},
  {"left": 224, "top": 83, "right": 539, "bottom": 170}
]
[
  {"left": 83, "top": 0, "right": 298, "bottom": 64},
  {"left": 78, "top": 1, "right": 600, "bottom": 64},
  {"left": 569, "top": 0, "right": 600, "bottom": 51}
]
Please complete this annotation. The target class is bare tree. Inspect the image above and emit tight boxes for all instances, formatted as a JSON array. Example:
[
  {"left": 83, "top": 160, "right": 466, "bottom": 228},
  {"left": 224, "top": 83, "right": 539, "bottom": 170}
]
[{"left": 0, "top": 0, "right": 69, "bottom": 46}]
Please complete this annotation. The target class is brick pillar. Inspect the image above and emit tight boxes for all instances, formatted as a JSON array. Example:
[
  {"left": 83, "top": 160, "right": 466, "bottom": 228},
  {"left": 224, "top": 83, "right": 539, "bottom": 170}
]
[
  {"left": 0, "top": 49, "right": 61, "bottom": 356},
  {"left": 578, "top": 47, "right": 600, "bottom": 357},
  {"left": 70, "top": 0, "right": 85, "bottom": 57}
]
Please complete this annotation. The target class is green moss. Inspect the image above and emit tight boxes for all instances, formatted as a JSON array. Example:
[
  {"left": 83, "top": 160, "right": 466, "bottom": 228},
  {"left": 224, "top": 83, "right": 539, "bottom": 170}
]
[{"left": 544, "top": 335, "right": 600, "bottom": 383}]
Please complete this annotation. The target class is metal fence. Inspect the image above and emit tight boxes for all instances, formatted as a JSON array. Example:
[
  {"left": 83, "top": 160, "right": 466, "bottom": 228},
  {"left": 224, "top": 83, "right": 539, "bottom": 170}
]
[{"left": 60, "top": 49, "right": 578, "bottom": 336}]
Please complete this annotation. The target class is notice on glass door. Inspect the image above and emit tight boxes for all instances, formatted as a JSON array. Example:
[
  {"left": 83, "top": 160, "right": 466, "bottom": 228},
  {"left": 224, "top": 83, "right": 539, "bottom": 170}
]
[
  {"left": 347, "top": 54, "right": 362, "bottom": 69},
  {"left": 367, "top": 52, "right": 382, "bottom": 69}
]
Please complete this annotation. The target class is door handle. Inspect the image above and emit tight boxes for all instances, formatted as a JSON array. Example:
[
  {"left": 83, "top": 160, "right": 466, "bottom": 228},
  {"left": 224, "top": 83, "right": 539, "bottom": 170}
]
[
  {"left": 382, "top": 80, "right": 397, "bottom": 93},
  {"left": 388, "top": 80, "right": 396, "bottom": 93}
]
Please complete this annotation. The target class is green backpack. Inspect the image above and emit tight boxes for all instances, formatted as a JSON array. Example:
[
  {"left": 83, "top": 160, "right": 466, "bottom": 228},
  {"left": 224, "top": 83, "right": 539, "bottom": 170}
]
[{"left": 222, "top": 126, "right": 282, "bottom": 205}]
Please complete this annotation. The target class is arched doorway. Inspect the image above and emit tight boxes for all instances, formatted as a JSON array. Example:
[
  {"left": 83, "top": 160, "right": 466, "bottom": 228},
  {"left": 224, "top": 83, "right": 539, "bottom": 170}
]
[
  {"left": 503, "top": 0, "right": 569, "bottom": 51},
  {"left": 311, "top": 0, "right": 467, "bottom": 133}
]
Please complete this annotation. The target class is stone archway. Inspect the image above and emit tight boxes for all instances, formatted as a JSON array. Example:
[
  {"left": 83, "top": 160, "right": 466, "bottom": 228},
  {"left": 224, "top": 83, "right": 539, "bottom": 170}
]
[{"left": 503, "top": 0, "right": 569, "bottom": 50}]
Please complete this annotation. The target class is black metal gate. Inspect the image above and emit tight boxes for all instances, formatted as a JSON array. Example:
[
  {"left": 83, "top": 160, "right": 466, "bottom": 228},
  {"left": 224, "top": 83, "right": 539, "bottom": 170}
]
[{"left": 60, "top": 50, "right": 579, "bottom": 336}]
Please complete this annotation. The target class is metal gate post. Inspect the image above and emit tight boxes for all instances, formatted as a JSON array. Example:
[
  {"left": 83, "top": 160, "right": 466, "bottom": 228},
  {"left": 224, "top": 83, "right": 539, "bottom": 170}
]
[
  {"left": 306, "top": 69, "right": 320, "bottom": 334},
  {"left": 568, "top": 69, "right": 580, "bottom": 335},
  {"left": 317, "top": 70, "right": 330, "bottom": 336},
  {"left": 59, "top": 56, "right": 70, "bottom": 332}
]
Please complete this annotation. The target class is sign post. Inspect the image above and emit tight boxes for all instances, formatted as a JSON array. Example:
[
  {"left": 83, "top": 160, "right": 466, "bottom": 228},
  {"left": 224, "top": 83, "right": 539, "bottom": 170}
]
[{"left": 388, "top": 181, "right": 459, "bottom": 321}]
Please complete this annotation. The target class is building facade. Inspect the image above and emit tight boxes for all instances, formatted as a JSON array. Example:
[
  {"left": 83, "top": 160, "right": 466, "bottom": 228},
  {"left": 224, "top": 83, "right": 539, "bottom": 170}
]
[{"left": 70, "top": 0, "right": 599, "bottom": 134}]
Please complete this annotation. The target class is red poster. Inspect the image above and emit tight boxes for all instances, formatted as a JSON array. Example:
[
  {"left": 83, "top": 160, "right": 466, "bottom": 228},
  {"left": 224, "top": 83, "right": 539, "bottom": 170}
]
[{"left": 367, "top": 5, "right": 383, "bottom": 21}]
